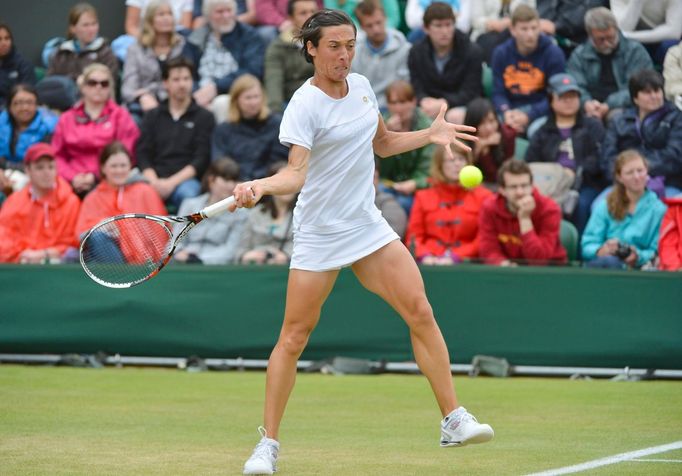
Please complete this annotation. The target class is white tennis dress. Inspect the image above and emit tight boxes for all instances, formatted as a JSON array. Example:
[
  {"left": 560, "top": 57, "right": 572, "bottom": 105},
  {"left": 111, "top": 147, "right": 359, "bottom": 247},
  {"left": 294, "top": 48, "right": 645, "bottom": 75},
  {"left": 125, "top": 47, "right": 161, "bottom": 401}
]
[{"left": 279, "top": 73, "right": 399, "bottom": 271}]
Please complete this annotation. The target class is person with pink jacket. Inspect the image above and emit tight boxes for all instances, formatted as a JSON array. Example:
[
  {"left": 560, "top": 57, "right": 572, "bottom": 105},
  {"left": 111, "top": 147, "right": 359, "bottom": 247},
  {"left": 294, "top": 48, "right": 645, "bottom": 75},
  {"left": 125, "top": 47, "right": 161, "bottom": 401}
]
[{"left": 52, "top": 63, "right": 140, "bottom": 196}]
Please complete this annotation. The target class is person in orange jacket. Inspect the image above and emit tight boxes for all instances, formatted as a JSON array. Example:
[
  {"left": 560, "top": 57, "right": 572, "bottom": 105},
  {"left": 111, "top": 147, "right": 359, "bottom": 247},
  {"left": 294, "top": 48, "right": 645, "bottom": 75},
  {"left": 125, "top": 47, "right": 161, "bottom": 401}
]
[
  {"left": 478, "top": 159, "right": 567, "bottom": 266},
  {"left": 75, "top": 141, "right": 167, "bottom": 264},
  {"left": 659, "top": 197, "right": 682, "bottom": 271},
  {"left": 0, "top": 142, "right": 80, "bottom": 263},
  {"left": 405, "top": 144, "right": 493, "bottom": 264}
]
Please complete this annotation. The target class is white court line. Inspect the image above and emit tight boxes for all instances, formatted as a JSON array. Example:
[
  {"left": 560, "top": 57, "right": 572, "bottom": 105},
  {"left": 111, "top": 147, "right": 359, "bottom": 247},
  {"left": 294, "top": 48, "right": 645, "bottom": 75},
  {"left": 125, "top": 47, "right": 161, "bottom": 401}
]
[
  {"left": 525, "top": 441, "right": 682, "bottom": 475},
  {"left": 632, "top": 458, "right": 682, "bottom": 463}
]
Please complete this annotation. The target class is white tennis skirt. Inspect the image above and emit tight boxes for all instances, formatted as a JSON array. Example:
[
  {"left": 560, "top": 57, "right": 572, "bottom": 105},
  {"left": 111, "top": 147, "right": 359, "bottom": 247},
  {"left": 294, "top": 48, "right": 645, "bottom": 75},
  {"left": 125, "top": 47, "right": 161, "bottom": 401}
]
[{"left": 290, "top": 217, "right": 399, "bottom": 272}]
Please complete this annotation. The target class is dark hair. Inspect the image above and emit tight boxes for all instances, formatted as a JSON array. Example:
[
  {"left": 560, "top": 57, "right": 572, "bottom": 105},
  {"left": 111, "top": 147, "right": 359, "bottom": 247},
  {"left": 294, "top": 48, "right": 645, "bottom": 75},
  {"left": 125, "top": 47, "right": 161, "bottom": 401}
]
[
  {"left": 0, "top": 23, "right": 13, "bottom": 48},
  {"left": 354, "top": 0, "right": 384, "bottom": 19},
  {"left": 423, "top": 2, "right": 455, "bottom": 27},
  {"left": 202, "top": 157, "right": 240, "bottom": 192},
  {"left": 99, "top": 141, "right": 132, "bottom": 176},
  {"left": 162, "top": 56, "right": 195, "bottom": 80},
  {"left": 497, "top": 159, "right": 532, "bottom": 187},
  {"left": 628, "top": 69, "right": 664, "bottom": 103},
  {"left": 287, "top": 0, "right": 317, "bottom": 17},
  {"left": 295, "top": 9, "right": 357, "bottom": 64},
  {"left": 260, "top": 161, "right": 295, "bottom": 218},
  {"left": 464, "top": 97, "right": 504, "bottom": 166}
]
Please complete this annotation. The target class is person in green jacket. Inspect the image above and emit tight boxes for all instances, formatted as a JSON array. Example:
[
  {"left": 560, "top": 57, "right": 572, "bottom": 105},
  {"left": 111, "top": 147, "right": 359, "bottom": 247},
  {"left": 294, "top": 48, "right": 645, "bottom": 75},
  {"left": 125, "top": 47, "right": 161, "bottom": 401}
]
[{"left": 378, "top": 80, "right": 434, "bottom": 215}]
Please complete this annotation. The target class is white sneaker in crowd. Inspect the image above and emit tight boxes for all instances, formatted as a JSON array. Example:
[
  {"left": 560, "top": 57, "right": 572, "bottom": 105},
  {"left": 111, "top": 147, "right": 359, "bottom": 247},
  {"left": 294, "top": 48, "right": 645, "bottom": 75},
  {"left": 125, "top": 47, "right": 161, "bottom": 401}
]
[
  {"left": 243, "top": 426, "right": 279, "bottom": 475},
  {"left": 440, "top": 407, "right": 494, "bottom": 447}
]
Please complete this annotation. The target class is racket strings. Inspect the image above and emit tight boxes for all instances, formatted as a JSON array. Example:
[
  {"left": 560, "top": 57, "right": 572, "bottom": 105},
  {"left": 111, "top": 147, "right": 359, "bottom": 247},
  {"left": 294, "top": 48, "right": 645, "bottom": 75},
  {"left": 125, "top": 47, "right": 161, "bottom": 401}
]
[{"left": 81, "top": 217, "right": 174, "bottom": 286}]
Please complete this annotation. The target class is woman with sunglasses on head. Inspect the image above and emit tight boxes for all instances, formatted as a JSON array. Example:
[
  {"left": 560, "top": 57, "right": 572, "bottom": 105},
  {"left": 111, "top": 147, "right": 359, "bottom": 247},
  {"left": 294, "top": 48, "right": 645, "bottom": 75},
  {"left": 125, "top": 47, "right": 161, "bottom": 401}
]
[
  {"left": 52, "top": 63, "right": 140, "bottom": 197},
  {"left": 233, "top": 10, "right": 493, "bottom": 475}
]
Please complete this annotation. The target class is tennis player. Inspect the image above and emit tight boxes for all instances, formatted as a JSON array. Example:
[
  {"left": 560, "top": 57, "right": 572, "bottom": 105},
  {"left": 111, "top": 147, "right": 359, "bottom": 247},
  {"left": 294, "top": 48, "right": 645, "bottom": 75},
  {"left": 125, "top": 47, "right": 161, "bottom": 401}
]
[{"left": 234, "top": 10, "right": 494, "bottom": 475}]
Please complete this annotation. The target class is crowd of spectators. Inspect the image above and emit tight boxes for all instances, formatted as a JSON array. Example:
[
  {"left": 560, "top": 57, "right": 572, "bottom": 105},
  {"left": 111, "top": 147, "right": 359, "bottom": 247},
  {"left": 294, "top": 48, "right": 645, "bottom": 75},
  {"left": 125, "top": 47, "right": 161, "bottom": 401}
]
[{"left": 1, "top": 0, "right": 681, "bottom": 271}]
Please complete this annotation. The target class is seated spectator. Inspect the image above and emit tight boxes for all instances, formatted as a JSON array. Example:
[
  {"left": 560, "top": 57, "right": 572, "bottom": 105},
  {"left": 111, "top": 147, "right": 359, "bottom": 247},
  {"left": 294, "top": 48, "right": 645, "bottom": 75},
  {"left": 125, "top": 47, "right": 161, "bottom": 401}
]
[
  {"left": 566, "top": 7, "right": 653, "bottom": 122},
  {"left": 373, "top": 160, "right": 407, "bottom": 238},
  {"left": 408, "top": 2, "right": 482, "bottom": 123},
  {"left": 264, "top": 0, "right": 318, "bottom": 113},
  {"left": 405, "top": 144, "right": 493, "bottom": 264},
  {"left": 491, "top": 4, "right": 566, "bottom": 135},
  {"left": 137, "top": 57, "right": 215, "bottom": 209},
  {"left": 192, "top": 0, "right": 258, "bottom": 29},
  {"left": 236, "top": 161, "right": 295, "bottom": 264},
  {"left": 255, "top": 0, "right": 323, "bottom": 44},
  {"left": 0, "top": 23, "right": 36, "bottom": 110},
  {"left": 663, "top": 40, "right": 682, "bottom": 110},
  {"left": 0, "top": 143, "right": 80, "bottom": 264},
  {"left": 183, "top": 0, "right": 265, "bottom": 114},
  {"left": 125, "top": 0, "right": 193, "bottom": 38},
  {"left": 121, "top": 0, "right": 187, "bottom": 118},
  {"left": 47, "top": 3, "right": 119, "bottom": 83},
  {"left": 479, "top": 159, "right": 567, "bottom": 265},
  {"left": 326, "top": 0, "right": 402, "bottom": 30},
  {"left": 536, "top": 0, "right": 608, "bottom": 54},
  {"left": 602, "top": 69, "right": 682, "bottom": 198},
  {"left": 377, "top": 80, "right": 433, "bottom": 214},
  {"left": 612, "top": 0, "right": 682, "bottom": 65},
  {"left": 659, "top": 196, "right": 682, "bottom": 271},
  {"left": 464, "top": 97, "right": 516, "bottom": 186},
  {"left": 174, "top": 157, "right": 248, "bottom": 264},
  {"left": 0, "top": 85, "right": 58, "bottom": 175},
  {"left": 526, "top": 73, "right": 606, "bottom": 233},
  {"left": 75, "top": 141, "right": 166, "bottom": 249},
  {"left": 352, "top": 0, "right": 411, "bottom": 111},
  {"left": 469, "top": 0, "right": 517, "bottom": 63},
  {"left": 582, "top": 150, "right": 667, "bottom": 269},
  {"left": 405, "top": 0, "right": 471, "bottom": 38},
  {"left": 211, "top": 74, "right": 288, "bottom": 180},
  {"left": 52, "top": 64, "right": 140, "bottom": 197}
]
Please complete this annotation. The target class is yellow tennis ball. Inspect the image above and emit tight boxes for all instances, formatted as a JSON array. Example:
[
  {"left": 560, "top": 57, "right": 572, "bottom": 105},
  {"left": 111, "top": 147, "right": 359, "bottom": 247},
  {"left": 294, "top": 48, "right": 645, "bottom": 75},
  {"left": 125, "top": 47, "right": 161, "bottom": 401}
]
[{"left": 459, "top": 165, "right": 483, "bottom": 188}]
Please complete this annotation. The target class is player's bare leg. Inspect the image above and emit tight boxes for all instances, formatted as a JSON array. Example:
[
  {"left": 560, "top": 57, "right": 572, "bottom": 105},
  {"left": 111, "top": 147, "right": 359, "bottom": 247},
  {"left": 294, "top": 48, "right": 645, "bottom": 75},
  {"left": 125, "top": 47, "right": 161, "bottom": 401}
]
[{"left": 265, "top": 269, "right": 340, "bottom": 439}]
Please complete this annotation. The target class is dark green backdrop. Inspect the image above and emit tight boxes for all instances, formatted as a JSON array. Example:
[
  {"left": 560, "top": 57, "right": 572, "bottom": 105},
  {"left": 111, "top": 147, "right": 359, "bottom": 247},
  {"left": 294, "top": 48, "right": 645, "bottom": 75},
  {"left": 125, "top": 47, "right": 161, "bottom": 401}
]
[{"left": 1, "top": 264, "right": 680, "bottom": 368}]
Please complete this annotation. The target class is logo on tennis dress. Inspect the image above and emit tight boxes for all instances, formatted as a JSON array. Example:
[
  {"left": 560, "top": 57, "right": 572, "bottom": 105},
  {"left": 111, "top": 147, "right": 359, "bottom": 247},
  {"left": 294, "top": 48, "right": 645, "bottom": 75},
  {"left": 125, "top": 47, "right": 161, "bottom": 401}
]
[{"left": 363, "top": 96, "right": 368, "bottom": 103}]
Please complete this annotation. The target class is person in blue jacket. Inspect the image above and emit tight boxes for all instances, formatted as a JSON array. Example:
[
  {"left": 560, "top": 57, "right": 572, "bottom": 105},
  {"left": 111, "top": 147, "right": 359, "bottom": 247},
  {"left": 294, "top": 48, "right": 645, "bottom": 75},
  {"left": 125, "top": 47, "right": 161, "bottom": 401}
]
[{"left": 582, "top": 149, "right": 667, "bottom": 269}]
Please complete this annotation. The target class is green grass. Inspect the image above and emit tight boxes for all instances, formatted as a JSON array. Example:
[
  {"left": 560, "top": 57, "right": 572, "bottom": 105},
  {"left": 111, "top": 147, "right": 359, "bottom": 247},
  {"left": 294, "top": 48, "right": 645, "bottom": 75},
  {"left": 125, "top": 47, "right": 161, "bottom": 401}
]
[{"left": 1, "top": 366, "right": 681, "bottom": 475}]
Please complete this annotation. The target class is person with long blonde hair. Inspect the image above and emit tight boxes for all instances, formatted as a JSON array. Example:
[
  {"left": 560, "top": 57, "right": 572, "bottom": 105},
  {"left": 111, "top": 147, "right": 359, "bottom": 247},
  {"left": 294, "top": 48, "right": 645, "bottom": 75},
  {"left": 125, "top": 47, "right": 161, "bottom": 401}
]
[
  {"left": 582, "top": 150, "right": 667, "bottom": 269},
  {"left": 121, "top": 0, "right": 186, "bottom": 115}
]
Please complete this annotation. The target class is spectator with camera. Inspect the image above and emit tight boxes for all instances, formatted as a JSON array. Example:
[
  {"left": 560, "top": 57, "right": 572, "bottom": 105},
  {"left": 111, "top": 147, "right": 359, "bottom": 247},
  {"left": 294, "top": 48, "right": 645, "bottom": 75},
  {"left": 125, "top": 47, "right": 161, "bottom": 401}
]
[{"left": 582, "top": 149, "right": 667, "bottom": 269}]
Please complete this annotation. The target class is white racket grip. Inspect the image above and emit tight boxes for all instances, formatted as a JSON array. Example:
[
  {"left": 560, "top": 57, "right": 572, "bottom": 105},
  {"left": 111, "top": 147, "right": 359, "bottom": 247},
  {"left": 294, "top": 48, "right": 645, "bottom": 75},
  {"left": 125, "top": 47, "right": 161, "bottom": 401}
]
[{"left": 201, "top": 196, "right": 236, "bottom": 218}]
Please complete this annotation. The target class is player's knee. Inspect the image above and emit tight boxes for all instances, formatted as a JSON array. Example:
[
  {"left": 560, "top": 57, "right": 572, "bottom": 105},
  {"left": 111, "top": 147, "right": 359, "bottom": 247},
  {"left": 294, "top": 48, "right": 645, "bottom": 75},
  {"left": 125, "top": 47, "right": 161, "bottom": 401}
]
[
  {"left": 406, "top": 296, "right": 435, "bottom": 329},
  {"left": 280, "top": 328, "right": 312, "bottom": 356}
]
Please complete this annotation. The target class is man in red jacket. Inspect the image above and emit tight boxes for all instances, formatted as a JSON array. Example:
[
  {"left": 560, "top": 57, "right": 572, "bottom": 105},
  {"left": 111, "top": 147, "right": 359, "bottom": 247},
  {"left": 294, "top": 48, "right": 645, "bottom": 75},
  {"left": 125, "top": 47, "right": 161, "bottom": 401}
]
[{"left": 479, "top": 159, "right": 566, "bottom": 266}]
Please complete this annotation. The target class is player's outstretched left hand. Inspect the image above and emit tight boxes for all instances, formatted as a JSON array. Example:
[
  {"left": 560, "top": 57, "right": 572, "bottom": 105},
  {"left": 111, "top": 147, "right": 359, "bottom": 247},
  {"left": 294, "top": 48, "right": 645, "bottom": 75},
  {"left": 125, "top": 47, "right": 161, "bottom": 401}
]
[{"left": 429, "top": 103, "right": 478, "bottom": 159}]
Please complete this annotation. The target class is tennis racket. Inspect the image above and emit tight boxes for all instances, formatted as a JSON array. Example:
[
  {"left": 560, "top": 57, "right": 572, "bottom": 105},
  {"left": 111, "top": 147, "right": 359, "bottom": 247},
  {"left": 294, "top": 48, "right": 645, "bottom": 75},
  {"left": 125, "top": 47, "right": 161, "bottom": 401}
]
[{"left": 79, "top": 195, "right": 236, "bottom": 288}]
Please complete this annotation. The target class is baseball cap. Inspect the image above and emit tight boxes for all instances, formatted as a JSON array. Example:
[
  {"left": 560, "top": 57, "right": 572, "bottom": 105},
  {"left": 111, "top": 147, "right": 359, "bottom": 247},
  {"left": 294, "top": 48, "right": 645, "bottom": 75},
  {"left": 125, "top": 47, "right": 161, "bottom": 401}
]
[
  {"left": 548, "top": 73, "right": 580, "bottom": 95},
  {"left": 24, "top": 143, "right": 56, "bottom": 165}
]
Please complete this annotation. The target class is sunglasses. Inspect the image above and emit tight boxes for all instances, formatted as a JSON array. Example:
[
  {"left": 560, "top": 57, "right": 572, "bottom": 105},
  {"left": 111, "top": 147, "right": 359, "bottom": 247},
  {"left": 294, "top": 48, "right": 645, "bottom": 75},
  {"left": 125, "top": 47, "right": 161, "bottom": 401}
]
[{"left": 85, "top": 79, "right": 110, "bottom": 88}]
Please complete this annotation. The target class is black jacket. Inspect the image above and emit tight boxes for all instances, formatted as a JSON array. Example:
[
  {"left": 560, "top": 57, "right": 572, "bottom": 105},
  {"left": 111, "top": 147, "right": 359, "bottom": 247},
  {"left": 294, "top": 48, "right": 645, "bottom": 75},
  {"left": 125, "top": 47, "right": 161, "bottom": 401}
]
[
  {"left": 136, "top": 100, "right": 215, "bottom": 179},
  {"left": 407, "top": 29, "right": 483, "bottom": 108},
  {"left": 0, "top": 46, "right": 36, "bottom": 108},
  {"left": 526, "top": 112, "right": 606, "bottom": 189}
]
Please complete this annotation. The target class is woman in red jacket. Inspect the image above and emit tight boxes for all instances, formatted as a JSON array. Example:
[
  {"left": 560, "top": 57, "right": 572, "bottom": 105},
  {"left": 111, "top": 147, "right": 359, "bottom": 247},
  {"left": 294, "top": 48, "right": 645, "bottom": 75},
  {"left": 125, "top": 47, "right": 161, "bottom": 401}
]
[{"left": 405, "top": 145, "right": 493, "bottom": 264}]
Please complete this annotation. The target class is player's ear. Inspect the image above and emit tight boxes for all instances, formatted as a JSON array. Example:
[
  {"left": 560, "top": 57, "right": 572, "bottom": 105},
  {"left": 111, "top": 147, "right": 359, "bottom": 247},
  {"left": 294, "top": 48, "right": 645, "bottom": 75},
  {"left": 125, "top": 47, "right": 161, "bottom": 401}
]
[{"left": 306, "top": 40, "right": 316, "bottom": 59}]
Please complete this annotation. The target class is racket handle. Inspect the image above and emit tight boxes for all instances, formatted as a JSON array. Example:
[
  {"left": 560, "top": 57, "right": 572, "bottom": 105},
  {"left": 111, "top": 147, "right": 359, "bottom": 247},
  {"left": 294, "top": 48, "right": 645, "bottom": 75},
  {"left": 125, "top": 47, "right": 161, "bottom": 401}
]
[{"left": 201, "top": 195, "right": 236, "bottom": 218}]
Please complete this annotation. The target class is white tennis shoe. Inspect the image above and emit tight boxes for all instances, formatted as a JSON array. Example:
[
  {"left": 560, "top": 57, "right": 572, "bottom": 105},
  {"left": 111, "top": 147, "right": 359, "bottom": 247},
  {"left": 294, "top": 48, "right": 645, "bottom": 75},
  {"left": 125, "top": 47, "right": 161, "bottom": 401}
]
[
  {"left": 440, "top": 407, "right": 494, "bottom": 447},
  {"left": 243, "top": 426, "right": 279, "bottom": 475}
]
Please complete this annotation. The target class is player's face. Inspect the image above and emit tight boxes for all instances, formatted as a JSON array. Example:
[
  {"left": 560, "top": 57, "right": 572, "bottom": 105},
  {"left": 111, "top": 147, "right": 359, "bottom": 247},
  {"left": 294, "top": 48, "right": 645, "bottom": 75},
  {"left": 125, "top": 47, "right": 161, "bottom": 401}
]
[
  {"left": 9, "top": 90, "right": 38, "bottom": 126},
  {"left": 27, "top": 158, "right": 57, "bottom": 192},
  {"left": 551, "top": 91, "right": 580, "bottom": 117},
  {"left": 357, "top": 10, "right": 387, "bottom": 46},
  {"left": 291, "top": 0, "right": 318, "bottom": 31},
  {"left": 617, "top": 158, "right": 648, "bottom": 195},
  {"left": 71, "top": 12, "right": 99, "bottom": 45},
  {"left": 425, "top": 19, "right": 455, "bottom": 50},
  {"left": 0, "top": 28, "right": 11, "bottom": 57},
  {"left": 511, "top": 19, "right": 540, "bottom": 53},
  {"left": 237, "top": 85, "right": 264, "bottom": 120},
  {"left": 500, "top": 172, "right": 533, "bottom": 208},
  {"left": 153, "top": 5, "right": 175, "bottom": 34},
  {"left": 308, "top": 25, "right": 356, "bottom": 83},
  {"left": 102, "top": 152, "right": 132, "bottom": 187},
  {"left": 442, "top": 152, "right": 468, "bottom": 183}
]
